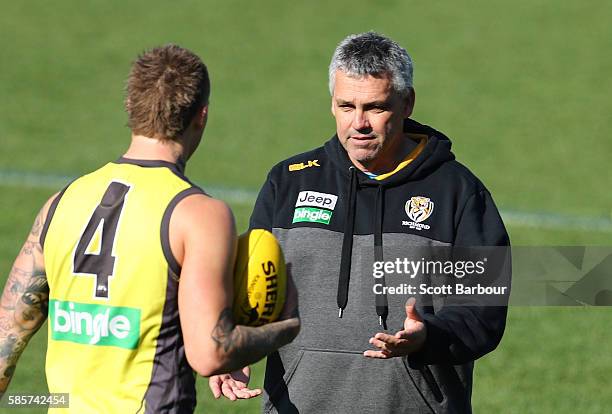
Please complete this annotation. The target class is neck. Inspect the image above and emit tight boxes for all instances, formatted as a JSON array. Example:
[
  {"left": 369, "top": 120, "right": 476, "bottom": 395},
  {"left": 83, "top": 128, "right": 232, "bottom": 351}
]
[{"left": 123, "top": 134, "right": 185, "bottom": 164}]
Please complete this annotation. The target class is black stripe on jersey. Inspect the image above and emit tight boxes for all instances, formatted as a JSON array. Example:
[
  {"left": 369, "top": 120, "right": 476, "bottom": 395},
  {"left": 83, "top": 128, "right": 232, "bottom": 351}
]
[
  {"left": 115, "top": 157, "right": 186, "bottom": 175},
  {"left": 138, "top": 269, "right": 196, "bottom": 413},
  {"left": 39, "top": 184, "right": 71, "bottom": 249},
  {"left": 139, "top": 185, "right": 206, "bottom": 413},
  {"left": 160, "top": 187, "right": 206, "bottom": 276},
  {"left": 113, "top": 157, "right": 208, "bottom": 194}
]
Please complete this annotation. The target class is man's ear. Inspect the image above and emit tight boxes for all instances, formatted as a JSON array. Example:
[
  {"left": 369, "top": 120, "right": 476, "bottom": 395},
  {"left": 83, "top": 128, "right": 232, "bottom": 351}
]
[
  {"left": 199, "top": 104, "right": 209, "bottom": 127},
  {"left": 330, "top": 97, "right": 336, "bottom": 117},
  {"left": 403, "top": 88, "right": 416, "bottom": 118}
]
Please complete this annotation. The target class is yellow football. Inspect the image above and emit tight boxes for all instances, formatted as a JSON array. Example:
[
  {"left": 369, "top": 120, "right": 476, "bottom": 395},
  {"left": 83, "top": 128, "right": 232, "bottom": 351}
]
[{"left": 232, "top": 229, "right": 286, "bottom": 326}]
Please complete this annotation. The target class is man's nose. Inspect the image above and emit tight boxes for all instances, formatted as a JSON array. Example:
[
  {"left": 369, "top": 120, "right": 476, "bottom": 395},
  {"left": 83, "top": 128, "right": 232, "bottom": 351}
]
[{"left": 353, "top": 110, "right": 370, "bottom": 131}]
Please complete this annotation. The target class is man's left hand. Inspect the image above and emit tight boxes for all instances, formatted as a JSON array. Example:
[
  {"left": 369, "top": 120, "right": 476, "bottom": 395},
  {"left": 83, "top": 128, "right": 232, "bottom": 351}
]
[{"left": 363, "top": 298, "right": 427, "bottom": 359}]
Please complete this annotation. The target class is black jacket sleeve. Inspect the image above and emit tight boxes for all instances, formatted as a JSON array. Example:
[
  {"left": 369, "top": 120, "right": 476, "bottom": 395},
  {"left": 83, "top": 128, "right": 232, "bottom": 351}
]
[
  {"left": 249, "top": 170, "right": 276, "bottom": 231},
  {"left": 409, "top": 190, "right": 511, "bottom": 366}
]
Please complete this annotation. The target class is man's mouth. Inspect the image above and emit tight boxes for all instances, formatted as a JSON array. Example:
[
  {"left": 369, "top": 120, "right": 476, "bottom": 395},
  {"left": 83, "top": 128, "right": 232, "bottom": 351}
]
[{"left": 350, "top": 135, "right": 375, "bottom": 140}]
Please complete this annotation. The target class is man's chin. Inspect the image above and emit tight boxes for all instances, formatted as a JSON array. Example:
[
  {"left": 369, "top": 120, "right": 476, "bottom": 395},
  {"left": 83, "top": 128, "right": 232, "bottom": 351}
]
[{"left": 348, "top": 150, "right": 379, "bottom": 167}]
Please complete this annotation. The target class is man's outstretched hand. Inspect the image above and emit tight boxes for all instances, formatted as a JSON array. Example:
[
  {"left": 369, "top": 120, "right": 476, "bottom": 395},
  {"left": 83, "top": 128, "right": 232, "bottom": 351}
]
[
  {"left": 208, "top": 366, "right": 261, "bottom": 400},
  {"left": 363, "top": 298, "right": 427, "bottom": 359}
]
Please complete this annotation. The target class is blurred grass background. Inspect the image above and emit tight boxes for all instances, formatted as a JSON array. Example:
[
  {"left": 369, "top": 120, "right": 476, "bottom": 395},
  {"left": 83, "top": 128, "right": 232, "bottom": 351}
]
[{"left": 1, "top": 1, "right": 610, "bottom": 412}]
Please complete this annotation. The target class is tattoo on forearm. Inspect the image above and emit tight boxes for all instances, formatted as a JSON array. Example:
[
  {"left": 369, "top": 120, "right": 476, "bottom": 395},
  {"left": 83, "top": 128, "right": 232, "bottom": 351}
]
[
  {"left": 210, "top": 307, "right": 300, "bottom": 371},
  {"left": 211, "top": 308, "right": 237, "bottom": 353},
  {"left": 0, "top": 335, "right": 19, "bottom": 359},
  {"left": 17, "top": 274, "right": 49, "bottom": 327},
  {"left": 3, "top": 365, "right": 15, "bottom": 378},
  {"left": 0, "top": 333, "right": 28, "bottom": 390}
]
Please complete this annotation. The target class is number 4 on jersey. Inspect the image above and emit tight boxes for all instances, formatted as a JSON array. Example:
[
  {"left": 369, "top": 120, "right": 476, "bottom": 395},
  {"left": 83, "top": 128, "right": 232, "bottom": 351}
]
[{"left": 73, "top": 181, "right": 131, "bottom": 299}]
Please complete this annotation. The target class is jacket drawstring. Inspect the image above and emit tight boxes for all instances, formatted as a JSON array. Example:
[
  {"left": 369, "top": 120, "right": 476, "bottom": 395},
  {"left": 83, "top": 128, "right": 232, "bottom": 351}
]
[
  {"left": 374, "top": 185, "right": 389, "bottom": 329},
  {"left": 337, "top": 168, "right": 389, "bottom": 329},
  {"left": 337, "top": 166, "right": 357, "bottom": 318}
]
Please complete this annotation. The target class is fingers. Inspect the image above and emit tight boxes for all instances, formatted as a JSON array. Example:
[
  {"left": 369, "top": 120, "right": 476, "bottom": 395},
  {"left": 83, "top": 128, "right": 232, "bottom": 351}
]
[
  {"left": 363, "top": 349, "right": 392, "bottom": 359},
  {"left": 369, "top": 337, "right": 388, "bottom": 350},
  {"left": 232, "top": 383, "right": 262, "bottom": 399},
  {"left": 374, "top": 332, "right": 399, "bottom": 343},
  {"left": 219, "top": 378, "right": 262, "bottom": 400},
  {"left": 236, "top": 387, "right": 262, "bottom": 399},
  {"left": 208, "top": 376, "right": 222, "bottom": 399},
  {"left": 221, "top": 380, "right": 238, "bottom": 401},
  {"left": 366, "top": 329, "right": 420, "bottom": 358},
  {"left": 369, "top": 332, "right": 405, "bottom": 352},
  {"left": 210, "top": 370, "right": 262, "bottom": 401}
]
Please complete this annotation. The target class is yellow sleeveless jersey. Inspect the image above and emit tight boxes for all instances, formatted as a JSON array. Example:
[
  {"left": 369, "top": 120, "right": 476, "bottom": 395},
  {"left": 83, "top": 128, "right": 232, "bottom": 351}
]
[{"left": 40, "top": 158, "right": 203, "bottom": 413}]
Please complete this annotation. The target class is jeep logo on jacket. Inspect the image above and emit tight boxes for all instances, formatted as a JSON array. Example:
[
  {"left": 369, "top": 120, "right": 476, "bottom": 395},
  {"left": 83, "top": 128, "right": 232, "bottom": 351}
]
[{"left": 250, "top": 119, "right": 510, "bottom": 414}]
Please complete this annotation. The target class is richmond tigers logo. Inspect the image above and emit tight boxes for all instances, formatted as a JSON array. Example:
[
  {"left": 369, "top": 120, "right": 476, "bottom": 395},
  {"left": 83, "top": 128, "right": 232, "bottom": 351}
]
[{"left": 405, "top": 196, "right": 434, "bottom": 223}]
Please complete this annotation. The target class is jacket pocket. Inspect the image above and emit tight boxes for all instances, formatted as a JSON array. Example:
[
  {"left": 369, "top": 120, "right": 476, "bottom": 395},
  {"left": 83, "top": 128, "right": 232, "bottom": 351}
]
[
  {"left": 399, "top": 357, "right": 446, "bottom": 411},
  {"left": 265, "top": 349, "right": 305, "bottom": 402},
  {"left": 265, "top": 348, "right": 434, "bottom": 414},
  {"left": 420, "top": 365, "right": 444, "bottom": 403}
]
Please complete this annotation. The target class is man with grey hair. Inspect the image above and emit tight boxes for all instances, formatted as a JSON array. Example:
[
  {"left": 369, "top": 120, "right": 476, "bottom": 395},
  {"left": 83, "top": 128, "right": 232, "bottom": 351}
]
[{"left": 215, "top": 32, "right": 510, "bottom": 413}]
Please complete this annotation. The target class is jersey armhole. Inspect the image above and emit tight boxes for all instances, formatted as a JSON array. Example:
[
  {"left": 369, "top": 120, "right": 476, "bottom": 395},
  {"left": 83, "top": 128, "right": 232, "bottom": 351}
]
[
  {"left": 39, "top": 185, "right": 70, "bottom": 249},
  {"left": 160, "top": 187, "right": 206, "bottom": 276}
]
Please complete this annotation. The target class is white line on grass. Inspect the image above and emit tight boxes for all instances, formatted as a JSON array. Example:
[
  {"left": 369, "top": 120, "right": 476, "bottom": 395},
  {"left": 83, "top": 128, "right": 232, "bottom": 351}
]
[{"left": 1, "top": 169, "right": 611, "bottom": 233}]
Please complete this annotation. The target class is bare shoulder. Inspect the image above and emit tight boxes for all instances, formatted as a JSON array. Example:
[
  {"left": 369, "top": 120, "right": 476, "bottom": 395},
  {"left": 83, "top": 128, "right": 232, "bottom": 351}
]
[
  {"left": 168, "top": 193, "right": 236, "bottom": 267},
  {"left": 172, "top": 193, "right": 235, "bottom": 231}
]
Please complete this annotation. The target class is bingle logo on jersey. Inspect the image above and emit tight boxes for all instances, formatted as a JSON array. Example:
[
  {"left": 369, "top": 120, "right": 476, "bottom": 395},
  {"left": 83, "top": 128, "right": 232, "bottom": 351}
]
[
  {"left": 293, "top": 190, "right": 338, "bottom": 225},
  {"left": 50, "top": 300, "right": 141, "bottom": 349},
  {"left": 402, "top": 196, "right": 434, "bottom": 230}
]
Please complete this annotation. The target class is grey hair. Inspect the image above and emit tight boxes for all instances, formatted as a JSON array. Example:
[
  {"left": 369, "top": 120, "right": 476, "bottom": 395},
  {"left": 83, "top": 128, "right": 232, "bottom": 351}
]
[{"left": 328, "top": 32, "right": 413, "bottom": 96}]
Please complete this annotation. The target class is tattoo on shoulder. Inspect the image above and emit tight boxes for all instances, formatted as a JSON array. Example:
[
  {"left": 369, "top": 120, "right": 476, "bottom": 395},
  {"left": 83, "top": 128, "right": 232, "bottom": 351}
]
[
  {"left": 20, "top": 241, "right": 42, "bottom": 257},
  {"left": 30, "top": 211, "right": 43, "bottom": 238}
]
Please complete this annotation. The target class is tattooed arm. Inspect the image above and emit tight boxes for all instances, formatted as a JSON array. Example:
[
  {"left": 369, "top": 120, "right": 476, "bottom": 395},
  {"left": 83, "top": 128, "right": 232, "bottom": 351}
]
[
  {"left": 173, "top": 195, "right": 300, "bottom": 377},
  {"left": 0, "top": 196, "right": 55, "bottom": 398},
  {"left": 209, "top": 271, "right": 300, "bottom": 374}
]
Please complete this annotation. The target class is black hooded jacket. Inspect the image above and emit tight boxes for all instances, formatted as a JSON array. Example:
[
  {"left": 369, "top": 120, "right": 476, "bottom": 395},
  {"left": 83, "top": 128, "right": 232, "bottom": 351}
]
[{"left": 250, "top": 119, "right": 510, "bottom": 413}]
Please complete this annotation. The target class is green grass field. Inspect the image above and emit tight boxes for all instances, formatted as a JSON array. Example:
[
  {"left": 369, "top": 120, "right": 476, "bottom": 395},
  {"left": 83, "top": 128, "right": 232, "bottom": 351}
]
[{"left": 1, "top": 1, "right": 611, "bottom": 412}]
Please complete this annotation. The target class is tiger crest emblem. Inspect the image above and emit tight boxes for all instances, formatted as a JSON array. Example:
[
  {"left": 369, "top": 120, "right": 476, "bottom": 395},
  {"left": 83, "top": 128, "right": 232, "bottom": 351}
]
[{"left": 405, "top": 196, "right": 434, "bottom": 223}]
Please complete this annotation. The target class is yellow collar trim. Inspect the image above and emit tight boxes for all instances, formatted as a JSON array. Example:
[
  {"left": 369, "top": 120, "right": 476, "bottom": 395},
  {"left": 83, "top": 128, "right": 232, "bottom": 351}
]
[{"left": 374, "top": 134, "right": 428, "bottom": 181}]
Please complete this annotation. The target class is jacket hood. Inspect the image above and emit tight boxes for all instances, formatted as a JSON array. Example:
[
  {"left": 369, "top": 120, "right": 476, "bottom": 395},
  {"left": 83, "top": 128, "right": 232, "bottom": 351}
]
[{"left": 323, "top": 118, "right": 455, "bottom": 187}]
